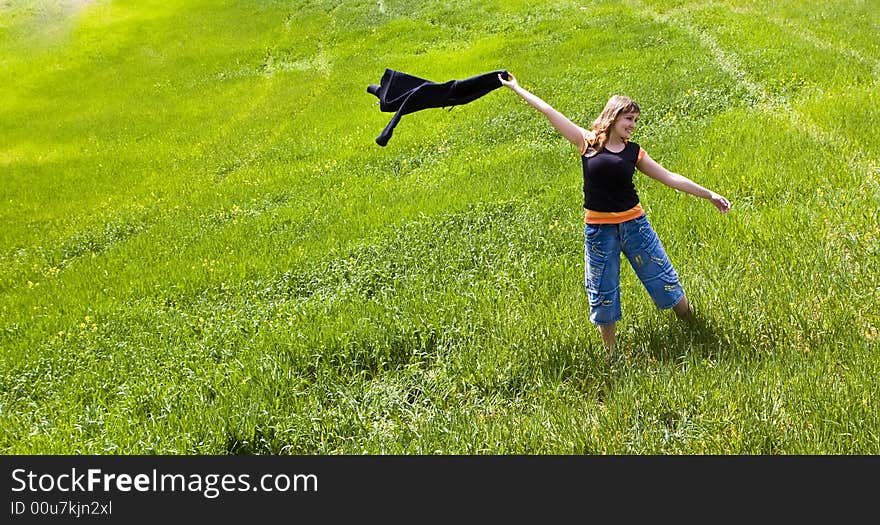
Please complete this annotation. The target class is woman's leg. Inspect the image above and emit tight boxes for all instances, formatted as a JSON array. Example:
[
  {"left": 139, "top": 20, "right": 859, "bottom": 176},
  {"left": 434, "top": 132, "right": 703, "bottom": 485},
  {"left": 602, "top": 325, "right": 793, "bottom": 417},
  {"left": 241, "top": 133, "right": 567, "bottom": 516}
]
[
  {"left": 621, "top": 215, "right": 689, "bottom": 319},
  {"left": 585, "top": 223, "right": 623, "bottom": 350},
  {"left": 598, "top": 323, "right": 616, "bottom": 351},
  {"left": 672, "top": 294, "right": 695, "bottom": 321}
]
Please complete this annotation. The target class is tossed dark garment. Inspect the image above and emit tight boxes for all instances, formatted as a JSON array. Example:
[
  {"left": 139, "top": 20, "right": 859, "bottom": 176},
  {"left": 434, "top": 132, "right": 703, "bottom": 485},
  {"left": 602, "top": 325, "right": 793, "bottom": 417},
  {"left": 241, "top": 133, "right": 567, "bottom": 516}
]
[{"left": 367, "top": 68, "right": 510, "bottom": 146}]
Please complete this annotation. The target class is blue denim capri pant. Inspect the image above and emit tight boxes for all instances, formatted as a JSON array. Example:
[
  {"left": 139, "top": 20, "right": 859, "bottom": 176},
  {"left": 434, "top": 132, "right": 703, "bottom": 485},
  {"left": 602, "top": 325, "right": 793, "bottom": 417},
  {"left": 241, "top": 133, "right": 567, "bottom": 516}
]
[{"left": 584, "top": 214, "right": 685, "bottom": 325}]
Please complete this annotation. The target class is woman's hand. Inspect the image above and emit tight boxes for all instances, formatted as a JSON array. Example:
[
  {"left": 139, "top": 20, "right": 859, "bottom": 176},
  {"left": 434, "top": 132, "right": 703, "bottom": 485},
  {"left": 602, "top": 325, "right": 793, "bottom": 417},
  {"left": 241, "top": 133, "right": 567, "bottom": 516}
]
[
  {"left": 499, "top": 72, "right": 518, "bottom": 89},
  {"left": 708, "top": 191, "right": 731, "bottom": 213}
]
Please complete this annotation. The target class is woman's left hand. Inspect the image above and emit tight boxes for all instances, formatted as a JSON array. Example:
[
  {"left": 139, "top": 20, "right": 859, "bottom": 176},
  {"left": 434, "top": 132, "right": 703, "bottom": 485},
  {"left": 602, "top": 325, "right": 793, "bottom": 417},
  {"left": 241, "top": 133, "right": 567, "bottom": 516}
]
[{"left": 708, "top": 192, "right": 731, "bottom": 213}]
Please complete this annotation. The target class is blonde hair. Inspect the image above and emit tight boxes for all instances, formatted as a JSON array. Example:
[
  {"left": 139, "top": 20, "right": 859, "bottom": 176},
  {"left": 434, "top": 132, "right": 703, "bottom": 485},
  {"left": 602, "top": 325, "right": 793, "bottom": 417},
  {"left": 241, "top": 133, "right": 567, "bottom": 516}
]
[{"left": 585, "top": 95, "right": 640, "bottom": 157}]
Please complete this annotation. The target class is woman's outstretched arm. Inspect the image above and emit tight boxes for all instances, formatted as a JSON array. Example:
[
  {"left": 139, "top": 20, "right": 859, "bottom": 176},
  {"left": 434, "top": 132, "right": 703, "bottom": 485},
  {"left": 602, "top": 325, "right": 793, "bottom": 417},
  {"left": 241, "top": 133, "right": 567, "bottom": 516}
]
[
  {"left": 637, "top": 151, "right": 731, "bottom": 213},
  {"left": 499, "top": 73, "right": 588, "bottom": 149}
]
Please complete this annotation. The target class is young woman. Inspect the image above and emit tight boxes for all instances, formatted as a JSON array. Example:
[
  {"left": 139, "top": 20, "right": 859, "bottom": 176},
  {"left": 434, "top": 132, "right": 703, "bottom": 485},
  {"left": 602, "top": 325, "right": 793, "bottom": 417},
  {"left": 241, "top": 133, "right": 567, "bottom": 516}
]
[{"left": 499, "top": 73, "right": 730, "bottom": 351}]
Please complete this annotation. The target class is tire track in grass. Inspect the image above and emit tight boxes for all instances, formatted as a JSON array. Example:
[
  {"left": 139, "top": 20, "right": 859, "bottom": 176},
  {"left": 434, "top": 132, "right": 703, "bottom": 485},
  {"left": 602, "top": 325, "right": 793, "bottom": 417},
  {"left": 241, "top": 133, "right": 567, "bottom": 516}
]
[
  {"left": 653, "top": 0, "right": 880, "bottom": 77},
  {"left": 1, "top": 5, "right": 332, "bottom": 301},
  {"left": 638, "top": 1, "right": 768, "bottom": 106},
  {"left": 188, "top": 2, "right": 341, "bottom": 180},
  {"left": 719, "top": 2, "right": 880, "bottom": 189},
  {"left": 1, "top": 3, "right": 279, "bottom": 295},
  {"left": 171, "top": 5, "right": 329, "bottom": 182},
  {"left": 628, "top": 0, "right": 880, "bottom": 341},
  {"left": 745, "top": 10, "right": 880, "bottom": 77},
  {"left": 0, "top": 84, "right": 279, "bottom": 300},
  {"left": 629, "top": 0, "right": 880, "bottom": 189},
  {"left": 4, "top": 7, "right": 350, "bottom": 357},
  {"left": 102, "top": 29, "right": 336, "bottom": 294},
  {"left": 150, "top": 9, "right": 341, "bottom": 292},
  {"left": 0, "top": 0, "right": 179, "bottom": 299}
]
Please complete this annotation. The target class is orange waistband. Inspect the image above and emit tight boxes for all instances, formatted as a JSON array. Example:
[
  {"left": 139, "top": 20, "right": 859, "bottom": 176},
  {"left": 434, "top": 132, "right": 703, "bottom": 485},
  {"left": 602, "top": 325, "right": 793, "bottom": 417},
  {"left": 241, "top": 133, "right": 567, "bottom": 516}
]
[{"left": 584, "top": 204, "right": 644, "bottom": 224}]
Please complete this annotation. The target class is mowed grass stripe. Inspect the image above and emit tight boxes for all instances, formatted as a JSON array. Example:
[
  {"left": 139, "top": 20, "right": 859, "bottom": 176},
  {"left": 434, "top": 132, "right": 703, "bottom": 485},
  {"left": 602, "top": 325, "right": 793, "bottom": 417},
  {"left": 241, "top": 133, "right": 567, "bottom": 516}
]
[{"left": 631, "top": 0, "right": 880, "bottom": 185}]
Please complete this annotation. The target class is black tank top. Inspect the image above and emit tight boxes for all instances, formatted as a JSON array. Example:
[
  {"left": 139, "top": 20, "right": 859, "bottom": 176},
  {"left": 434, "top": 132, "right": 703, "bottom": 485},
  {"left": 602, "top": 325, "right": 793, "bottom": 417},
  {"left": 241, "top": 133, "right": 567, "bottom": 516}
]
[{"left": 582, "top": 141, "right": 641, "bottom": 212}]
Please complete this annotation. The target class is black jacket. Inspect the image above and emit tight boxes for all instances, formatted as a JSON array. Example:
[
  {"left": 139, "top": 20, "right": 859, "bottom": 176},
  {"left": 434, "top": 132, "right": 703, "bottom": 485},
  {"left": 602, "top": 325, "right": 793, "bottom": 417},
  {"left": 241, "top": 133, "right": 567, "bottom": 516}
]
[{"left": 367, "top": 68, "right": 510, "bottom": 146}]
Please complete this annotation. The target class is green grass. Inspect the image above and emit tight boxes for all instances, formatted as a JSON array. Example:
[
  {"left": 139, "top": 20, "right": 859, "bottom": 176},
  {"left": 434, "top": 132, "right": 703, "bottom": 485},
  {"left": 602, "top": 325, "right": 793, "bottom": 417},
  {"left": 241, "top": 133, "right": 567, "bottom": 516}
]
[{"left": 1, "top": 0, "right": 878, "bottom": 454}]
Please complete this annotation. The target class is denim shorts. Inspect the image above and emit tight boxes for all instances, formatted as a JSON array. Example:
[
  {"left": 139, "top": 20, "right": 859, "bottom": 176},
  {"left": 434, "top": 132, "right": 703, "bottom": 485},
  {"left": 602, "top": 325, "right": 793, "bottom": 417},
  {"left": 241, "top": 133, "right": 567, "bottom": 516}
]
[{"left": 584, "top": 214, "right": 685, "bottom": 325}]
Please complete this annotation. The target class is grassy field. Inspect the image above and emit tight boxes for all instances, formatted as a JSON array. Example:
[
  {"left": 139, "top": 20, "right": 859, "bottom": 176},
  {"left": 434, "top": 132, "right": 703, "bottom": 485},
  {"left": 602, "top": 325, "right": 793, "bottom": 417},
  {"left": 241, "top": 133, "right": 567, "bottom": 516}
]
[{"left": 1, "top": 0, "right": 878, "bottom": 454}]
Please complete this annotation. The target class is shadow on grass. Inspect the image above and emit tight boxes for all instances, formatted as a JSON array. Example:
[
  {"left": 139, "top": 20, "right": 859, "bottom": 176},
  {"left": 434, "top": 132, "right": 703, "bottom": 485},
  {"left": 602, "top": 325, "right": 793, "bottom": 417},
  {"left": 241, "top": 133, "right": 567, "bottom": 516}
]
[
  {"left": 501, "top": 311, "right": 758, "bottom": 403},
  {"left": 625, "top": 310, "right": 762, "bottom": 364}
]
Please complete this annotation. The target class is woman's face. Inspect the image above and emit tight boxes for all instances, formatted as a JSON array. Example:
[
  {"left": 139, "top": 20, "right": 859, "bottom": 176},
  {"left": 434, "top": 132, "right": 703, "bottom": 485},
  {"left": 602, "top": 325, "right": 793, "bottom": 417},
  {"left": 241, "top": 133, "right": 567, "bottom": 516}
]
[{"left": 612, "top": 112, "right": 639, "bottom": 141}]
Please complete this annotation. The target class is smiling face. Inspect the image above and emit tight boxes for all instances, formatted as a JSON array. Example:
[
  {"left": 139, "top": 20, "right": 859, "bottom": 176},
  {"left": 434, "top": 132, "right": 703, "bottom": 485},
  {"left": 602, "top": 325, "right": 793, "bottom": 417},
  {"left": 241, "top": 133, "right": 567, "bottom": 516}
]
[
  {"left": 590, "top": 95, "right": 641, "bottom": 150},
  {"left": 611, "top": 111, "right": 639, "bottom": 142}
]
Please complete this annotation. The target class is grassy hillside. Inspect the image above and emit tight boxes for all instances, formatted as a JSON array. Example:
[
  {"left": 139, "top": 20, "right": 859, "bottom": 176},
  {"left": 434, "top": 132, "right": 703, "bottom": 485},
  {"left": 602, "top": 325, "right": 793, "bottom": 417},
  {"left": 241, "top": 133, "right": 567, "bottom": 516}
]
[{"left": 1, "top": 0, "right": 878, "bottom": 453}]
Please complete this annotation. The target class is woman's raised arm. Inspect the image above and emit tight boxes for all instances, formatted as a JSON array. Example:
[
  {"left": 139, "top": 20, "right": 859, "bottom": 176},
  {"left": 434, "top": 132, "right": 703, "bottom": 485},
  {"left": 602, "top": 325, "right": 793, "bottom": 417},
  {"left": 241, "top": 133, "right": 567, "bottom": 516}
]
[{"left": 499, "top": 73, "right": 588, "bottom": 150}]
